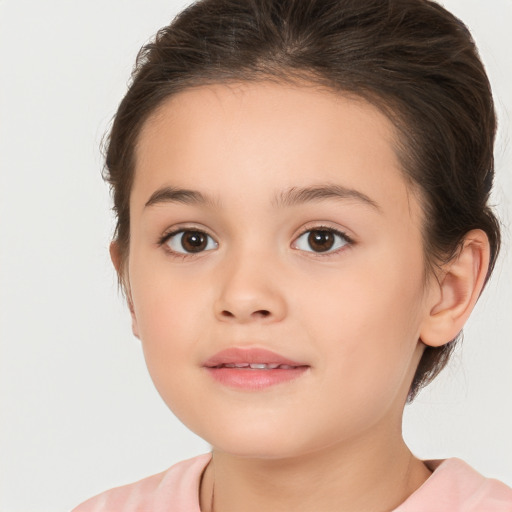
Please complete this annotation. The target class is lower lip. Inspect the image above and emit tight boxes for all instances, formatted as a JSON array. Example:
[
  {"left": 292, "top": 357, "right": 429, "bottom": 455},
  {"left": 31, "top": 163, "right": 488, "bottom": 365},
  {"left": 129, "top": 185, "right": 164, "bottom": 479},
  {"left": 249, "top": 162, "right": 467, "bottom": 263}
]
[{"left": 205, "top": 367, "right": 308, "bottom": 390}]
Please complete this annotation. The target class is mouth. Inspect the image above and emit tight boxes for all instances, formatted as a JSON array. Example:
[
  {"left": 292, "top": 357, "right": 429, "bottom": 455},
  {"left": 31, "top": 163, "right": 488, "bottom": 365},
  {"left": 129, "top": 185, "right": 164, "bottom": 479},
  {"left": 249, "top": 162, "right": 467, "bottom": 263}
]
[
  {"left": 203, "top": 348, "right": 309, "bottom": 390},
  {"left": 207, "top": 362, "right": 301, "bottom": 370}
]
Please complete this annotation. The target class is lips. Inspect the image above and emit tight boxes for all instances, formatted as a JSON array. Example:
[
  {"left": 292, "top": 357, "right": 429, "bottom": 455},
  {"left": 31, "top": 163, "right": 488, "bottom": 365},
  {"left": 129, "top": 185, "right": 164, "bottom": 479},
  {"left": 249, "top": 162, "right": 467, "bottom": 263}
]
[
  {"left": 203, "top": 348, "right": 309, "bottom": 390},
  {"left": 210, "top": 362, "right": 298, "bottom": 370},
  {"left": 204, "top": 347, "right": 306, "bottom": 368}
]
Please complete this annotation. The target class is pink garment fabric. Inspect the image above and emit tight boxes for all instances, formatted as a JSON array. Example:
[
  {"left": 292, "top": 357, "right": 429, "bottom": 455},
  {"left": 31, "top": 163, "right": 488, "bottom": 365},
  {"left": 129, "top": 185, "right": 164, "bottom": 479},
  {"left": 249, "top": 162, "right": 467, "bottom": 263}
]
[
  {"left": 72, "top": 454, "right": 512, "bottom": 512},
  {"left": 396, "top": 459, "right": 512, "bottom": 512}
]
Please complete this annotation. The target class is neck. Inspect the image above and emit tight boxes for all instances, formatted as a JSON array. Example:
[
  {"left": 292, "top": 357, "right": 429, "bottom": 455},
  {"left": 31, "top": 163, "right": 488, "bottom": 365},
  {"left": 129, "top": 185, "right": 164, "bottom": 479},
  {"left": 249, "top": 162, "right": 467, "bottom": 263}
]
[{"left": 200, "top": 428, "right": 431, "bottom": 512}]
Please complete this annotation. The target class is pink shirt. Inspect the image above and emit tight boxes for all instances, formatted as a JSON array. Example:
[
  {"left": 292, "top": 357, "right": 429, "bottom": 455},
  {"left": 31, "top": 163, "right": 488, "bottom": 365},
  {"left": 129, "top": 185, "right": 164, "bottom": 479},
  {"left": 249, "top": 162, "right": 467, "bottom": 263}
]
[{"left": 72, "top": 454, "right": 512, "bottom": 511}]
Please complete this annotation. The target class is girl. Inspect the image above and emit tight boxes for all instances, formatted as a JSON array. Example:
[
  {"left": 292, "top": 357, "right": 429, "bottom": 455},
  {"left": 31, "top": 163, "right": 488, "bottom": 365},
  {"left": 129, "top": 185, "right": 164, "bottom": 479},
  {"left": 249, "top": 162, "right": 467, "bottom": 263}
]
[{"left": 73, "top": 0, "right": 512, "bottom": 510}]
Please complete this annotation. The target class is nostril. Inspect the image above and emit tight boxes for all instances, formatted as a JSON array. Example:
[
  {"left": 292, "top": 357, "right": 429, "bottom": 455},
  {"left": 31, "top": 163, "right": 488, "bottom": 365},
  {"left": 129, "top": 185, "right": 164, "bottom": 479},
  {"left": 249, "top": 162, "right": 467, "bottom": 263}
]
[
  {"left": 253, "top": 309, "right": 271, "bottom": 318},
  {"left": 220, "top": 309, "right": 271, "bottom": 319}
]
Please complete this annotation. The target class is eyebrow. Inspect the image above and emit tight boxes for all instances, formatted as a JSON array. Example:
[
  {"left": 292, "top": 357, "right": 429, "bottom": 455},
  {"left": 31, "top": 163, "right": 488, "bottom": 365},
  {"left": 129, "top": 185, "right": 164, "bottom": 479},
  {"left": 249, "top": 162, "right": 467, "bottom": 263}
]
[
  {"left": 144, "top": 186, "right": 219, "bottom": 209},
  {"left": 272, "top": 184, "right": 381, "bottom": 211},
  {"left": 144, "top": 183, "right": 380, "bottom": 212}
]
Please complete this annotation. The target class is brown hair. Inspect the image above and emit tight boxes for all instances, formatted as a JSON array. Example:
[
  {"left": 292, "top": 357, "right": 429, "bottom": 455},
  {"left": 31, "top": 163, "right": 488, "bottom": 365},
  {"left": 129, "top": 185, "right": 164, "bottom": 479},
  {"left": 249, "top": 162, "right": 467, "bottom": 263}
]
[{"left": 104, "top": 0, "right": 501, "bottom": 400}]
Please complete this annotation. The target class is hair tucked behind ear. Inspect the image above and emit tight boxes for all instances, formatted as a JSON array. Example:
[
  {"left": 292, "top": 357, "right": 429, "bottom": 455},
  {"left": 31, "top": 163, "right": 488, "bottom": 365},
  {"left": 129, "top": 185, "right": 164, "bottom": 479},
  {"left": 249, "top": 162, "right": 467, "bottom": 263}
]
[{"left": 103, "top": 0, "right": 500, "bottom": 400}]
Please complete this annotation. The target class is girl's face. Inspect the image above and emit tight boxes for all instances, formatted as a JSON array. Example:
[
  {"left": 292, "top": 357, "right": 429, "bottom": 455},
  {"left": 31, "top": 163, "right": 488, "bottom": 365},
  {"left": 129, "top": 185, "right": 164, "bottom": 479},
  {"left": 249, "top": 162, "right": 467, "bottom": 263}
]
[{"left": 126, "top": 82, "right": 435, "bottom": 458}]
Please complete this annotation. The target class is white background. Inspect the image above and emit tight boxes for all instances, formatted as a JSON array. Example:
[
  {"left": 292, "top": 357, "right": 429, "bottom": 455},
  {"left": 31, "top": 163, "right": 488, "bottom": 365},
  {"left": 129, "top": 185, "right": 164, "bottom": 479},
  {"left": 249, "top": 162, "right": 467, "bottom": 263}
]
[{"left": 0, "top": 1, "right": 510, "bottom": 510}]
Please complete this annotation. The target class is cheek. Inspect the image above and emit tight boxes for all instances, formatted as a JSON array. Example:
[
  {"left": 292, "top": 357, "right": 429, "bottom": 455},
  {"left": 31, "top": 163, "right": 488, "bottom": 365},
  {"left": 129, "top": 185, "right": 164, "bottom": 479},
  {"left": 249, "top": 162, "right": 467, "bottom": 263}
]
[
  {"left": 128, "top": 253, "right": 210, "bottom": 385},
  {"left": 129, "top": 246, "right": 207, "bottom": 334},
  {"left": 130, "top": 274, "right": 211, "bottom": 426},
  {"left": 299, "top": 247, "right": 424, "bottom": 334},
  {"left": 296, "top": 250, "right": 426, "bottom": 397}
]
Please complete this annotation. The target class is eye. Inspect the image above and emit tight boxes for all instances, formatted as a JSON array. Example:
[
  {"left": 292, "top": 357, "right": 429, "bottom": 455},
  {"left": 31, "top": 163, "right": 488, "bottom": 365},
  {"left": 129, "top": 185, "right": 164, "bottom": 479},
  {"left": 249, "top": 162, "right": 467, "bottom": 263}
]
[
  {"left": 292, "top": 228, "right": 351, "bottom": 253},
  {"left": 164, "top": 230, "right": 218, "bottom": 254}
]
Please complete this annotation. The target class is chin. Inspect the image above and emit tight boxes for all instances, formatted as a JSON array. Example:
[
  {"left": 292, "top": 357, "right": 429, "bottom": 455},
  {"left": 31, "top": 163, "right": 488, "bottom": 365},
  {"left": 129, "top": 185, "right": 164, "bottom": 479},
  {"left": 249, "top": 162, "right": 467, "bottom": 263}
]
[{"left": 195, "top": 421, "right": 320, "bottom": 460}]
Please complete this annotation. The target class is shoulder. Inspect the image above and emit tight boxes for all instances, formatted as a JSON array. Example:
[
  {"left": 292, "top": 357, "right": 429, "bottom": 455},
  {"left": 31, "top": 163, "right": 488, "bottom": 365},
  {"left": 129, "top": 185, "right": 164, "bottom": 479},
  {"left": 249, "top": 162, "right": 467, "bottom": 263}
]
[
  {"left": 395, "top": 458, "right": 512, "bottom": 512},
  {"left": 71, "top": 453, "right": 211, "bottom": 512}
]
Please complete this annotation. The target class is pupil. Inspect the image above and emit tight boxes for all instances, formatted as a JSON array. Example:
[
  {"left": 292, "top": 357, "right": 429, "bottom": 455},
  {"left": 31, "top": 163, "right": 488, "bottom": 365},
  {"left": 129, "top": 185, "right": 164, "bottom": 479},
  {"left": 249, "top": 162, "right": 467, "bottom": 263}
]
[
  {"left": 308, "top": 230, "right": 334, "bottom": 252},
  {"left": 182, "top": 231, "right": 207, "bottom": 252}
]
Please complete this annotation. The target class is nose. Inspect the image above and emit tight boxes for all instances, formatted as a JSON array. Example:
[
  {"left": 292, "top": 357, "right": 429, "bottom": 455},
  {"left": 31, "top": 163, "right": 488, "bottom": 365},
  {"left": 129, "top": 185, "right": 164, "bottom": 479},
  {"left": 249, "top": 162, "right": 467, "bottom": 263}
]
[{"left": 214, "top": 251, "right": 287, "bottom": 324}]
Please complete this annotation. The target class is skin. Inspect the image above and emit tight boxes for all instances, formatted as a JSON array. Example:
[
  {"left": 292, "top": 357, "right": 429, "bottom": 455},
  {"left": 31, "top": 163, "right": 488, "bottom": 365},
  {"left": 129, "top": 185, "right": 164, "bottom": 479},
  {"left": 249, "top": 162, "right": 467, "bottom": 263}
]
[{"left": 113, "top": 82, "right": 490, "bottom": 511}]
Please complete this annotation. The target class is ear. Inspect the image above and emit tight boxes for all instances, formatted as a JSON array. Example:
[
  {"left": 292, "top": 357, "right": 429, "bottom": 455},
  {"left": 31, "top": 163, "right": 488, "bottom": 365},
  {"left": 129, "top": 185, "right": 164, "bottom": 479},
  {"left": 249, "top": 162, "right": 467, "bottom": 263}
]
[
  {"left": 420, "top": 230, "right": 490, "bottom": 347},
  {"left": 109, "top": 241, "right": 140, "bottom": 339}
]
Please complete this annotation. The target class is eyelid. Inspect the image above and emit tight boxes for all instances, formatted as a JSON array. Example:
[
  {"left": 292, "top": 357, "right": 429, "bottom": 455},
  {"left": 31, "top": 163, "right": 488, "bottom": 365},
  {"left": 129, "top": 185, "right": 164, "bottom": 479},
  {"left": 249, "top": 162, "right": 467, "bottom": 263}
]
[
  {"left": 293, "top": 222, "right": 355, "bottom": 241},
  {"left": 158, "top": 223, "right": 216, "bottom": 243},
  {"left": 157, "top": 223, "right": 353, "bottom": 258},
  {"left": 291, "top": 225, "right": 354, "bottom": 255},
  {"left": 158, "top": 225, "right": 219, "bottom": 257}
]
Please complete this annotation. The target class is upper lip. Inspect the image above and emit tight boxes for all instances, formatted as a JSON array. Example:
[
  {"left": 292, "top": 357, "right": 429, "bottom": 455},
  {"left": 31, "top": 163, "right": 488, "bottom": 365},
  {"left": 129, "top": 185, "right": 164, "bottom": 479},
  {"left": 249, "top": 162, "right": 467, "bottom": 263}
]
[{"left": 203, "top": 347, "right": 308, "bottom": 368}]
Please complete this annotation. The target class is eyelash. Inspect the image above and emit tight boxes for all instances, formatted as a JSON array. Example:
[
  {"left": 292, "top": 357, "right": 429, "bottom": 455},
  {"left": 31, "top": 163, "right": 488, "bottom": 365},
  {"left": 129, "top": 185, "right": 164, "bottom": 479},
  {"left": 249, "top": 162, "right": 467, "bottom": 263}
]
[
  {"left": 158, "top": 225, "right": 354, "bottom": 259},
  {"left": 158, "top": 227, "right": 218, "bottom": 259},
  {"left": 292, "top": 225, "right": 353, "bottom": 257}
]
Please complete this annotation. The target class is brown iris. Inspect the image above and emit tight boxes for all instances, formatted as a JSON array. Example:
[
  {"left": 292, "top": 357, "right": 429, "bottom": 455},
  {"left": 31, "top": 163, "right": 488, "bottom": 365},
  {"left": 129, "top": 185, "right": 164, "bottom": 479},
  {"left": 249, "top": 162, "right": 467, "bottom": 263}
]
[
  {"left": 181, "top": 231, "right": 208, "bottom": 252},
  {"left": 308, "top": 230, "right": 335, "bottom": 252}
]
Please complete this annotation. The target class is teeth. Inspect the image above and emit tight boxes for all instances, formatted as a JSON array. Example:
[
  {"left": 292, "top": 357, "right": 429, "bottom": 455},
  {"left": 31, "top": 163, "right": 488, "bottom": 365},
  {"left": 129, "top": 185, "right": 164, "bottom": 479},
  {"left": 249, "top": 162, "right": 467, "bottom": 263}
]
[{"left": 218, "top": 362, "right": 298, "bottom": 369}]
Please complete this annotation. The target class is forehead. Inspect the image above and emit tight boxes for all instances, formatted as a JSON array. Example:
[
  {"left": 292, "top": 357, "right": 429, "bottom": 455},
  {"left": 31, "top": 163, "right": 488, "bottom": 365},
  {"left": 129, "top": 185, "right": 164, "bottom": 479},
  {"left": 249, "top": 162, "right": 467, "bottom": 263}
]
[
  {"left": 137, "top": 82, "right": 397, "bottom": 167},
  {"left": 133, "top": 81, "right": 419, "bottom": 223}
]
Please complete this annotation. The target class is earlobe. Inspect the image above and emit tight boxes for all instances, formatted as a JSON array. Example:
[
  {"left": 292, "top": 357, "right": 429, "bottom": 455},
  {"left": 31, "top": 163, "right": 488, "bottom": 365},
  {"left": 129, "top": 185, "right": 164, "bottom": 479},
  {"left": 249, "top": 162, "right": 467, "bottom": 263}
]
[
  {"left": 130, "top": 310, "right": 140, "bottom": 339},
  {"left": 109, "top": 241, "right": 123, "bottom": 275},
  {"left": 420, "top": 230, "right": 490, "bottom": 347},
  {"left": 109, "top": 241, "right": 140, "bottom": 339}
]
